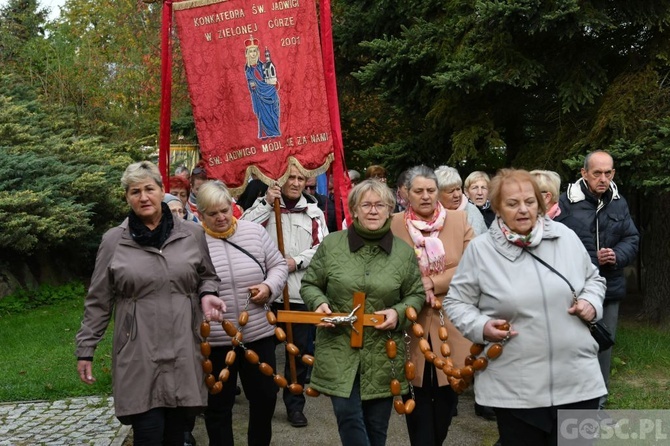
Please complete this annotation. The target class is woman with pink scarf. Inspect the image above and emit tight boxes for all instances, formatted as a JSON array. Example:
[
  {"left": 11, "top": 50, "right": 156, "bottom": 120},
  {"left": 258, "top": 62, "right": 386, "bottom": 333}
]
[
  {"left": 530, "top": 170, "right": 562, "bottom": 220},
  {"left": 390, "top": 165, "right": 474, "bottom": 446}
]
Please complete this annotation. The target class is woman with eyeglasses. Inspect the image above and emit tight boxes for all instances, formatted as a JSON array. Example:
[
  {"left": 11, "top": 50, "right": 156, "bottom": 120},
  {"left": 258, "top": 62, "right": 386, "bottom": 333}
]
[
  {"left": 390, "top": 165, "right": 474, "bottom": 446},
  {"left": 365, "top": 164, "right": 387, "bottom": 182},
  {"left": 301, "top": 179, "right": 425, "bottom": 446},
  {"left": 163, "top": 193, "right": 186, "bottom": 221},
  {"left": 170, "top": 175, "right": 199, "bottom": 222}
]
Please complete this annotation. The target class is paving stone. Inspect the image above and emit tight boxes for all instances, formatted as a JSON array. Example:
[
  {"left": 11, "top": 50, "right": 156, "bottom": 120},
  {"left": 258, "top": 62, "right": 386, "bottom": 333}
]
[{"left": 1, "top": 397, "right": 128, "bottom": 445}]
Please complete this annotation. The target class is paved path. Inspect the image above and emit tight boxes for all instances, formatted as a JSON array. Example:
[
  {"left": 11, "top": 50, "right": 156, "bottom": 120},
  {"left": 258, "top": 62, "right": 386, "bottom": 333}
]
[
  {"left": 0, "top": 396, "right": 129, "bottom": 446},
  {"left": 183, "top": 389, "right": 500, "bottom": 446},
  {"left": 0, "top": 392, "right": 498, "bottom": 446}
]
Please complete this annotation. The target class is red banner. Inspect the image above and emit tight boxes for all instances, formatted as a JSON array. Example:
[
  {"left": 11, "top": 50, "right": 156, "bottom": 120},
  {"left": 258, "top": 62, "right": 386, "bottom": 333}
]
[{"left": 174, "top": 0, "right": 334, "bottom": 194}]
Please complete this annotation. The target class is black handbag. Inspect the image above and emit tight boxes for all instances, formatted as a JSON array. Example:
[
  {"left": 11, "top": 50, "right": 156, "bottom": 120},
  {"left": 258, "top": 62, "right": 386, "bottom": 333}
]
[
  {"left": 524, "top": 249, "right": 615, "bottom": 352},
  {"left": 588, "top": 320, "right": 615, "bottom": 352}
]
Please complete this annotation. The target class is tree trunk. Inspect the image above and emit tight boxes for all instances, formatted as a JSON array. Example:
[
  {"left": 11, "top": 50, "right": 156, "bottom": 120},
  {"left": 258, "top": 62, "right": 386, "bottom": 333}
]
[{"left": 640, "top": 191, "right": 670, "bottom": 322}]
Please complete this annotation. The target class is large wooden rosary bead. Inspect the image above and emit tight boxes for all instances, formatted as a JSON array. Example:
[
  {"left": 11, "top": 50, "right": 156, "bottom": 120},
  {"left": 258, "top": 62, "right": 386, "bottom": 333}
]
[
  {"left": 273, "top": 374, "right": 288, "bottom": 388},
  {"left": 386, "top": 339, "right": 397, "bottom": 359},
  {"left": 288, "top": 383, "right": 304, "bottom": 395},
  {"left": 405, "top": 307, "right": 418, "bottom": 322},
  {"left": 259, "top": 363, "right": 274, "bottom": 376},
  {"left": 222, "top": 319, "right": 238, "bottom": 337},
  {"left": 486, "top": 343, "right": 503, "bottom": 359}
]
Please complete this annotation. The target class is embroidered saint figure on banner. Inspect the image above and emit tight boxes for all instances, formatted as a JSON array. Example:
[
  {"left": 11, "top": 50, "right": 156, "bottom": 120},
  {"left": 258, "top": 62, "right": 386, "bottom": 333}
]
[{"left": 244, "top": 35, "right": 281, "bottom": 139}]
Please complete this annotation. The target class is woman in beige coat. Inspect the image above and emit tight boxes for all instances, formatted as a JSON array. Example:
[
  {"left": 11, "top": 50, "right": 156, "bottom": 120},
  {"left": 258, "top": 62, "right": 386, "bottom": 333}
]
[
  {"left": 76, "top": 161, "right": 224, "bottom": 445},
  {"left": 390, "top": 165, "right": 474, "bottom": 446}
]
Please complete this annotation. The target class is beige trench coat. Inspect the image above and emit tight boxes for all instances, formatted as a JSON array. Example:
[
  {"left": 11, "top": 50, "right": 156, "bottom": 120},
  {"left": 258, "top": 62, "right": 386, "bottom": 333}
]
[
  {"left": 76, "top": 217, "right": 220, "bottom": 418},
  {"left": 391, "top": 209, "right": 473, "bottom": 387}
]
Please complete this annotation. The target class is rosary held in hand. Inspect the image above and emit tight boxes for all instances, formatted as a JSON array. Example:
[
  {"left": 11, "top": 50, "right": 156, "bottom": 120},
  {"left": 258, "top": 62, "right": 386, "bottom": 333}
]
[{"left": 199, "top": 292, "right": 511, "bottom": 415}]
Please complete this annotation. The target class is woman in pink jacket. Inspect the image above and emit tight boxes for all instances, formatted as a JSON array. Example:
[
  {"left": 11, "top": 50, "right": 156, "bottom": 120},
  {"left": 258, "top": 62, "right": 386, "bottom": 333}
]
[{"left": 198, "top": 181, "right": 288, "bottom": 446}]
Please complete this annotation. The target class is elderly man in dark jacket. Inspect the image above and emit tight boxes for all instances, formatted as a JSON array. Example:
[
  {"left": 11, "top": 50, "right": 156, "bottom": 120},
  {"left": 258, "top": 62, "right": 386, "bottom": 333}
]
[{"left": 558, "top": 150, "right": 639, "bottom": 408}]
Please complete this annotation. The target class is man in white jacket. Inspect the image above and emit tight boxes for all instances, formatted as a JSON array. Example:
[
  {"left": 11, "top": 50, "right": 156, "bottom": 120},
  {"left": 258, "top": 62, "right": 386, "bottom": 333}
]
[{"left": 241, "top": 164, "right": 329, "bottom": 427}]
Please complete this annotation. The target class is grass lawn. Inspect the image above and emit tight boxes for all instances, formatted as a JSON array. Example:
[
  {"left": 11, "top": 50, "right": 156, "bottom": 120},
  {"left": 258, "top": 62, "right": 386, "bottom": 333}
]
[
  {"left": 0, "top": 296, "right": 113, "bottom": 402},
  {"left": 607, "top": 318, "right": 670, "bottom": 409}
]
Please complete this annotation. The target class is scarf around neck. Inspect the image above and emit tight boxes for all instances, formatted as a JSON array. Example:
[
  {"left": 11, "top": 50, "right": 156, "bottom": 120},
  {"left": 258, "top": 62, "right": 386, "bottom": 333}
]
[
  {"left": 352, "top": 217, "right": 392, "bottom": 242},
  {"left": 546, "top": 202, "right": 561, "bottom": 220},
  {"left": 497, "top": 216, "right": 543, "bottom": 248},
  {"left": 404, "top": 202, "right": 447, "bottom": 276},
  {"left": 128, "top": 202, "right": 174, "bottom": 249},
  {"left": 456, "top": 197, "right": 468, "bottom": 211},
  {"left": 202, "top": 217, "right": 238, "bottom": 239}
]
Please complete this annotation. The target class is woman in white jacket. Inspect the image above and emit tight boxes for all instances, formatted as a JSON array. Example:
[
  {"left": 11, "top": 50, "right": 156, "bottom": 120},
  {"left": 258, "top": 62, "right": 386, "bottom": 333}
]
[
  {"left": 444, "top": 169, "right": 607, "bottom": 446},
  {"left": 198, "top": 181, "right": 288, "bottom": 446}
]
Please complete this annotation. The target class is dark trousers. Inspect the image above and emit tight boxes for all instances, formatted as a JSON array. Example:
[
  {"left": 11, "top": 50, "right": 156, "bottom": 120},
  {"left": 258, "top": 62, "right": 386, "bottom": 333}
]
[
  {"left": 273, "top": 302, "right": 310, "bottom": 414},
  {"left": 494, "top": 397, "right": 600, "bottom": 446},
  {"left": 404, "top": 363, "right": 458, "bottom": 446},
  {"left": 597, "top": 300, "right": 619, "bottom": 407},
  {"left": 331, "top": 375, "right": 393, "bottom": 446},
  {"left": 204, "top": 336, "right": 278, "bottom": 446},
  {"left": 130, "top": 407, "right": 187, "bottom": 446}
]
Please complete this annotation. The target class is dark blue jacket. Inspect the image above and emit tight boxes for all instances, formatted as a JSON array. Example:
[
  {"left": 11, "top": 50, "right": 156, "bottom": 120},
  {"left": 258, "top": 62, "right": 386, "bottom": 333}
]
[
  {"left": 471, "top": 199, "right": 496, "bottom": 228},
  {"left": 558, "top": 179, "right": 639, "bottom": 301}
]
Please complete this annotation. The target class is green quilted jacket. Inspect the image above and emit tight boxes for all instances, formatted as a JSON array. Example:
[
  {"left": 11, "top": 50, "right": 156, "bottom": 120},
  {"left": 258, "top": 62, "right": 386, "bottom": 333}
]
[{"left": 300, "top": 228, "right": 425, "bottom": 400}]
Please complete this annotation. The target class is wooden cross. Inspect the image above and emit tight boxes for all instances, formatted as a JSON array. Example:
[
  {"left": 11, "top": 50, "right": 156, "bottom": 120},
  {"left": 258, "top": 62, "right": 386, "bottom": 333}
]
[{"left": 276, "top": 292, "right": 386, "bottom": 348}]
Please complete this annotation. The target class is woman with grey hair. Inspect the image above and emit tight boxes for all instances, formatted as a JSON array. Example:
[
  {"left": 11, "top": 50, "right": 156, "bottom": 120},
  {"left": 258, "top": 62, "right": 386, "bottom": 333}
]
[
  {"left": 464, "top": 171, "right": 495, "bottom": 227},
  {"left": 197, "top": 181, "right": 288, "bottom": 445},
  {"left": 390, "top": 165, "right": 474, "bottom": 445},
  {"left": 76, "top": 161, "right": 225, "bottom": 445},
  {"left": 301, "top": 179, "right": 425, "bottom": 446},
  {"left": 435, "top": 166, "right": 487, "bottom": 235}
]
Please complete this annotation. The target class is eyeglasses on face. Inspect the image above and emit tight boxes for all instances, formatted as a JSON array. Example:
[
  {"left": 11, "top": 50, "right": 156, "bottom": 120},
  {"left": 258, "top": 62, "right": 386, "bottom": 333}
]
[
  {"left": 192, "top": 167, "right": 206, "bottom": 176},
  {"left": 305, "top": 185, "right": 317, "bottom": 190},
  {"left": 359, "top": 202, "right": 388, "bottom": 212}
]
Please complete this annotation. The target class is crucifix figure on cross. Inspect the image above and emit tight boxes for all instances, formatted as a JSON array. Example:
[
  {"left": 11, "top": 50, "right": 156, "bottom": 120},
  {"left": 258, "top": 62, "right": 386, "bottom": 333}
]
[{"left": 276, "top": 292, "right": 385, "bottom": 348}]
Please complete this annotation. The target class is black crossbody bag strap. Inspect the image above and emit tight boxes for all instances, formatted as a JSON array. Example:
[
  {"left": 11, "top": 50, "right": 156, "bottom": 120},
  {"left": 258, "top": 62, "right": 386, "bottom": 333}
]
[
  {"left": 524, "top": 248, "right": 576, "bottom": 297},
  {"left": 523, "top": 247, "right": 615, "bottom": 352},
  {"left": 222, "top": 239, "right": 267, "bottom": 280}
]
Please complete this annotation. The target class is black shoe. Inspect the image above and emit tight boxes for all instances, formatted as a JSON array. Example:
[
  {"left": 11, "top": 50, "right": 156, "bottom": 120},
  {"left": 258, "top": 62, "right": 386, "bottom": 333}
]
[
  {"left": 235, "top": 385, "right": 242, "bottom": 395},
  {"left": 474, "top": 403, "right": 496, "bottom": 421},
  {"left": 184, "top": 431, "right": 196, "bottom": 446},
  {"left": 288, "top": 410, "right": 308, "bottom": 428}
]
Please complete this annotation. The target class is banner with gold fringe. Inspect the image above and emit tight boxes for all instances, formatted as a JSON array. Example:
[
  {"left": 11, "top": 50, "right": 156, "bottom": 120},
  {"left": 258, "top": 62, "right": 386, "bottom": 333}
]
[{"left": 174, "top": 0, "right": 334, "bottom": 195}]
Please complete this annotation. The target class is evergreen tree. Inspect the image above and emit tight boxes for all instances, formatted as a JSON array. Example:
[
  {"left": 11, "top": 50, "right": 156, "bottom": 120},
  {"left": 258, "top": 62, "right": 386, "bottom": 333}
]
[
  {"left": 0, "top": 72, "right": 137, "bottom": 282},
  {"left": 337, "top": 0, "right": 670, "bottom": 319},
  {"left": 0, "top": 0, "right": 48, "bottom": 65}
]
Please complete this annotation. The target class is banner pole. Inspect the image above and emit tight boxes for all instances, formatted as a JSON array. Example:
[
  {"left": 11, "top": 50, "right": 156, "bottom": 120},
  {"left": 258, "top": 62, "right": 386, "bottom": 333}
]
[
  {"left": 273, "top": 198, "right": 298, "bottom": 385},
  {"left": 319, "top": 0, "right": 351, "bottom": 228},
  {"left": 158, "top": 0, "right": 173, "bottom": 189}
]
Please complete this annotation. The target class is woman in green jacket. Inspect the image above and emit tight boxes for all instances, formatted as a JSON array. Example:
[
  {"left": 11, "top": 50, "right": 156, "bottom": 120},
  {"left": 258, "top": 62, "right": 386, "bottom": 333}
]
[{"left": 301, "top": 179, "right": 425, "bottom": 446}]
